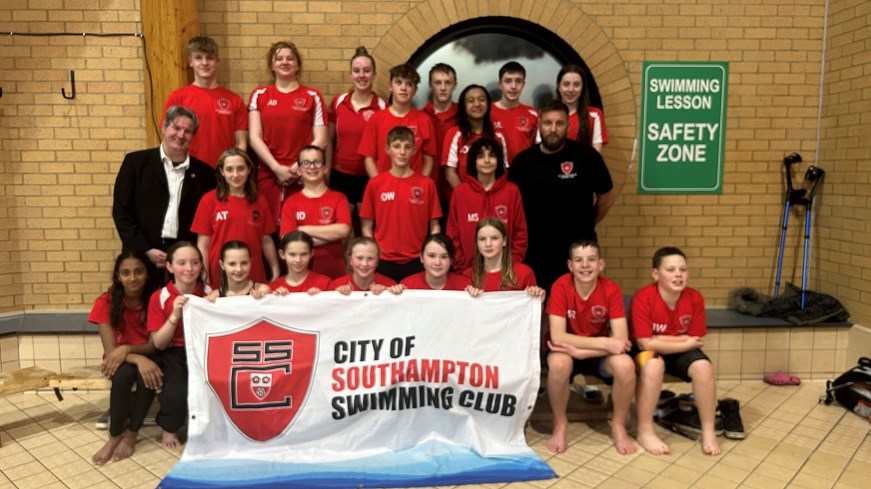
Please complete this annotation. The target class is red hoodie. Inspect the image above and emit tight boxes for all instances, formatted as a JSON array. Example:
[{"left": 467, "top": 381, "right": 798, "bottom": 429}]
[{"left": 446, "top": 175, "right": 528, "bottom": 271}]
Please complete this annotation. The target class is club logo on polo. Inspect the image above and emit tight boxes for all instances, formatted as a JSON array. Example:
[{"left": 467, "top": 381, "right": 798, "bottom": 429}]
[
  {"left": 320, "top": 206, "right": 334, "bottom": 223},
  {"left": 206, "top": 319, "right": 318, "bottom": 442},
  {"left": 561, "top": 162, "right": 574, "bottom": 175}
]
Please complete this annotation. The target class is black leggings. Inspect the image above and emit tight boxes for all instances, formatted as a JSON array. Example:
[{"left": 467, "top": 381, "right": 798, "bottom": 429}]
[
  {"left": 109, "top": 361, "right": 156, "bottom": 437},
  {"left": 155, "top": 347, "right": 188, "bottom": 433}
]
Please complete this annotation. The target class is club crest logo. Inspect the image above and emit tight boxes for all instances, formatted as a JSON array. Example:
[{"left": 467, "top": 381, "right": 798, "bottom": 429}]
[
  {"left": 518, "top": 116, "right": 529, "bottom": 129},
  {"left": 362, "top": 109, "right": 375, "bottom": 121},
  {"left": 679, "top": 315, "right": 692, "bottom": 332},
  {"left": 460, "top": 144, "right": 470, "bottom": 154},
  {"left": 250, "top": 372, "right": 272, "bottom": 399},
  {"left": 410, "top": 187, "right": 424, "bottom": 204},
  {"left": 561, "top": 162, "right": 574, "bottom": 175},
  {"left": 495, "top": 205, "right": 508, "bottom": 221},
  {"left": 206, "top": 319, "right": 318, "bottom": 442},
  {"left": 217, "top": 98, "right": 231, "bottom": 114},
  {"left": 319, "top": 206, "right": 334, "bottom": 223},
  {"left": 294, "top": 98, "right": 306, "bottom": 108},
  {"left": 592, "top": 305, "right": 606, "bottom": 319}
]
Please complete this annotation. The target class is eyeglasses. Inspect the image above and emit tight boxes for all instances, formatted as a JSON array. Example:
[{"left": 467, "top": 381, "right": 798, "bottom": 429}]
[{"left": 299, "top": 159, "right": 325, "bottom": 169}]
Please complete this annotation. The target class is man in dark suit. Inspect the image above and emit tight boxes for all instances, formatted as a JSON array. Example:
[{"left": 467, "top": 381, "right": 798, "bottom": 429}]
[{"left": 113, "top": 105, "right": 217, "bottom": 269}]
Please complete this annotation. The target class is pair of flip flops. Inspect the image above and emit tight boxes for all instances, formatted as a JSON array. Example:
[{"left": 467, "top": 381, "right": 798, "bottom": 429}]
[{"left": 763, "top": 371, "right": 801, "bottom": 385}]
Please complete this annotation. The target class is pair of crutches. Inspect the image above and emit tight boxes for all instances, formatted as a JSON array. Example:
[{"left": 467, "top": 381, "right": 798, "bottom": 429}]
[{"left": 774, "top": 153, "right": 825, "bottom": 308}]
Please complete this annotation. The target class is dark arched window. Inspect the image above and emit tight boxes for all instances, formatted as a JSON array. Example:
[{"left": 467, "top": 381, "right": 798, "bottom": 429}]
[{"left": 410, "top": 16, "right": 603, "bottom": 110}]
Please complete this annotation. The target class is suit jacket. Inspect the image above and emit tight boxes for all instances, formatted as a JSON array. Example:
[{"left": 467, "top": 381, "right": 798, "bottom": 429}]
[{"left": 113, "top": 147, "right": 217, "bottom": 252}]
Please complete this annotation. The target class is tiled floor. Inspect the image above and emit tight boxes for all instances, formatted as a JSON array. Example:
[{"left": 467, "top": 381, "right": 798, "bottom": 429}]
[{"left": 0, "top": 381, "right": 868, "bottom": 489}]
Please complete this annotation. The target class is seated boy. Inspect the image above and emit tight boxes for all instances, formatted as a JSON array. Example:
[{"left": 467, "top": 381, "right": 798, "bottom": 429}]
[
  {"left": 360, "top": 126, "right": 441, "bottom": 281},
  {"left": 545, "top": 240, "right": 636, "bottom": 454},
  {"left": 631, "top": 247, "right": 720, "bottom": 456}
]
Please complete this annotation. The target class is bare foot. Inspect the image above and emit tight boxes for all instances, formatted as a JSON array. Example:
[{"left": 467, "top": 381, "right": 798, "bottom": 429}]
[
  {"left": 162, "top": 430, "right": 182, "bottom": 449},
  {"left": 611, "top": 422, "right": 637, "bottom": 455},
  {"left": 92, "top": 435, "right": 122, "bottom": 466},
  {"left": 637, "top": 430, "right": 670, "bottom": 455},
  {"left": 546, "top": 423, "right": 568, "bottom": 453},
  {"left": 111, "top": 430, "right": 138, "bottom": 461},
  {"left": 702, "top": 433, "right": 721, "bottom": 455}
]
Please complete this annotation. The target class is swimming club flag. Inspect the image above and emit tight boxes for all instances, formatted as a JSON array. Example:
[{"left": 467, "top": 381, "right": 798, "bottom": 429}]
[{"left": 160, "top": 290, "right": 555, "bottom": 489}]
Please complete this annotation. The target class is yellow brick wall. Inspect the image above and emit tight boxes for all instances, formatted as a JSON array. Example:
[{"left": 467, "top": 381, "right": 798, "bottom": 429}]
[
  {"left": 0, "top": 0, "right": 867, "bottom": 329},
  {"left": 0, "top": 0, "right": 145, "bottom": 313},
  {"left": 816, "top": 0, "right": 871, "bottom": 324}
]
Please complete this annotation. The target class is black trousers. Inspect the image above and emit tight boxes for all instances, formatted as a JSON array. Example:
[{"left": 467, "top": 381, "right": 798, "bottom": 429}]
[
  {"left": 155, "top": 347, "right": 188, "bottom": 433},
  {"left": 109, "top": 361, "right": 156, "bottom": 436}
]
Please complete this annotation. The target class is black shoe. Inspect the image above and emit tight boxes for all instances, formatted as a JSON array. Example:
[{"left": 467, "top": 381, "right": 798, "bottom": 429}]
[
  {"left": 655, "top": 390, "right": 677, "bottom": 420},
  {"left": 667, "top": 406, "right": 724, "bottom": 436},
  {"left": 718, "top": 398, "right": 746, "bottom": 439}
]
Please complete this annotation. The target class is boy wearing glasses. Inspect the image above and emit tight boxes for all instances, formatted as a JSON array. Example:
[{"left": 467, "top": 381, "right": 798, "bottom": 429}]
[
  {"left": 280, "top": 145, "right": 352, "bottom": 278},
  {"left": 360, "top": 126, "right": 442, "bottom": 281}
]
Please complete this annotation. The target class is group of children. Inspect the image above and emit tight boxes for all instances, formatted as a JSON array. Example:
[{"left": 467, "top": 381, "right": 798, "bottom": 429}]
[
  {"left": 91, "top": 36, "right": 727, "bottom": 466},
  {"left": 91, "top": 237, "right": 723, "bottom": 465}
]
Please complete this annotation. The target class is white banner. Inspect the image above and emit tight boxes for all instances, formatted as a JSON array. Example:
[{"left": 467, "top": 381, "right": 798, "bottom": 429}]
[{"left": 161, "top": 291, "right": 554, "bottom": 488}]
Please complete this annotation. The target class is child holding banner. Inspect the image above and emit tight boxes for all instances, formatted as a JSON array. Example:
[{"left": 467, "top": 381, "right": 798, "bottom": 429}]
[
  {"left": 205, "top": 240, "right": 271, "bottom": 299},
  {"left": 544, "top": 240, "right": 636, "bottom": 455},
  {"left": 148, "top": 241, "right": 209, "bottom": 449},
  {"left": 270, "top": 230, "right": 332, "bottom": 294},
  {"left": 90, "top": 251, "right": 160, "bottom": 466},
  {"left": 465, "top": 217, "right": 544, "bottom": 298},
  {"left": 328, "top": 237, "right": 402, "bottom": 295},
  {"left": 400, "top": 233, "right": 479, "bottom": 293}
]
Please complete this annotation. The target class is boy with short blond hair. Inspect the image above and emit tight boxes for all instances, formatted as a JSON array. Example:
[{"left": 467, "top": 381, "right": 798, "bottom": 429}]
[
  {"left": 162, "top": 36, "right": 247, "bottom": 168},
  {"left": 631, "top": 247, "right": 721, "bottom": 456},
  {"left": 358, "top": 64, "right": 437, "bottom": 178},
  {"left": 546, "top": 240, "right": 636, "bottom": 455},
  {"left": 360, "top": 126, "right": 441, "bottom": 282}
]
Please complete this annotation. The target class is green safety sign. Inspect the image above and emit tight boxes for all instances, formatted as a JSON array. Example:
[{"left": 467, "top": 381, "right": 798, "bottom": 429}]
[{"left": 638, "top": 61, "right": 728, "bottom": 193}]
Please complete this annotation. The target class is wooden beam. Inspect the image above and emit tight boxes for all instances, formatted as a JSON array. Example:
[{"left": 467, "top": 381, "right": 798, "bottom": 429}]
[{"left": 141, "top": 0, "right": 199, "bottom": 146}]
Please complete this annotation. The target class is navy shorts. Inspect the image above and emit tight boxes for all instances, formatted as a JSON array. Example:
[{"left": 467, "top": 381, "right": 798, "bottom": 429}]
[{"left": 571, "top": 356, "right": 613, "bottom": 386}]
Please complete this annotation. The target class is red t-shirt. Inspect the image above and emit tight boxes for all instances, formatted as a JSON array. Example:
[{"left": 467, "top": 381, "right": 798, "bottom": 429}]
[
  {"left": 357, "top": 108, "right": 437, "bottom": 175},
  {"left": 269, "top": 273, "right": 332, "bottom": 293},
  {"left": 279, "top": 189, "right": 351, "bottom": 278},
  {"left": 190, "top": 191, "right": 276, "bottom": 289},
  {"left": 360, "top": 172, "right": 441, "bottom": 263},
  {"left": 464, "top": 263, "right": 537, "bottom": 292},
  {"left": 329, "top": 91, "right": 386, "bottom": 175},
  {"left": 546, "top": 274, "right": 625, "bottom": 337},
  {"left": 163, "top": 84, "right": 248, "bottom": 168},
  {"left": 147, "top": 281, "right": 207, "bottom": 348},
  {"left": 327, "top": 273, "right": 396, "bottom": 291},
  {"left": 422, "top": 101, "right": 458, "bottom": 192},
  {"left": 630, "top": 282, "right": 706, "bottom": 339},
  {"left": 567, "top": 107, "right": 609, "bottom": 146},
  {"left": 441, "top": 129, "right": 510, "bottom": 184},
  {"left": 249, "top": 84, "right": 327, "bottom": 220},
  {"left": 88, "top": 291, "right": 149, "bottom": 346},
  {"left": 400, "top": 271, "right": 471, "bottom": 291},
  {"left": 490, "top": 103, "right": 539, "bottom": 163}
]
